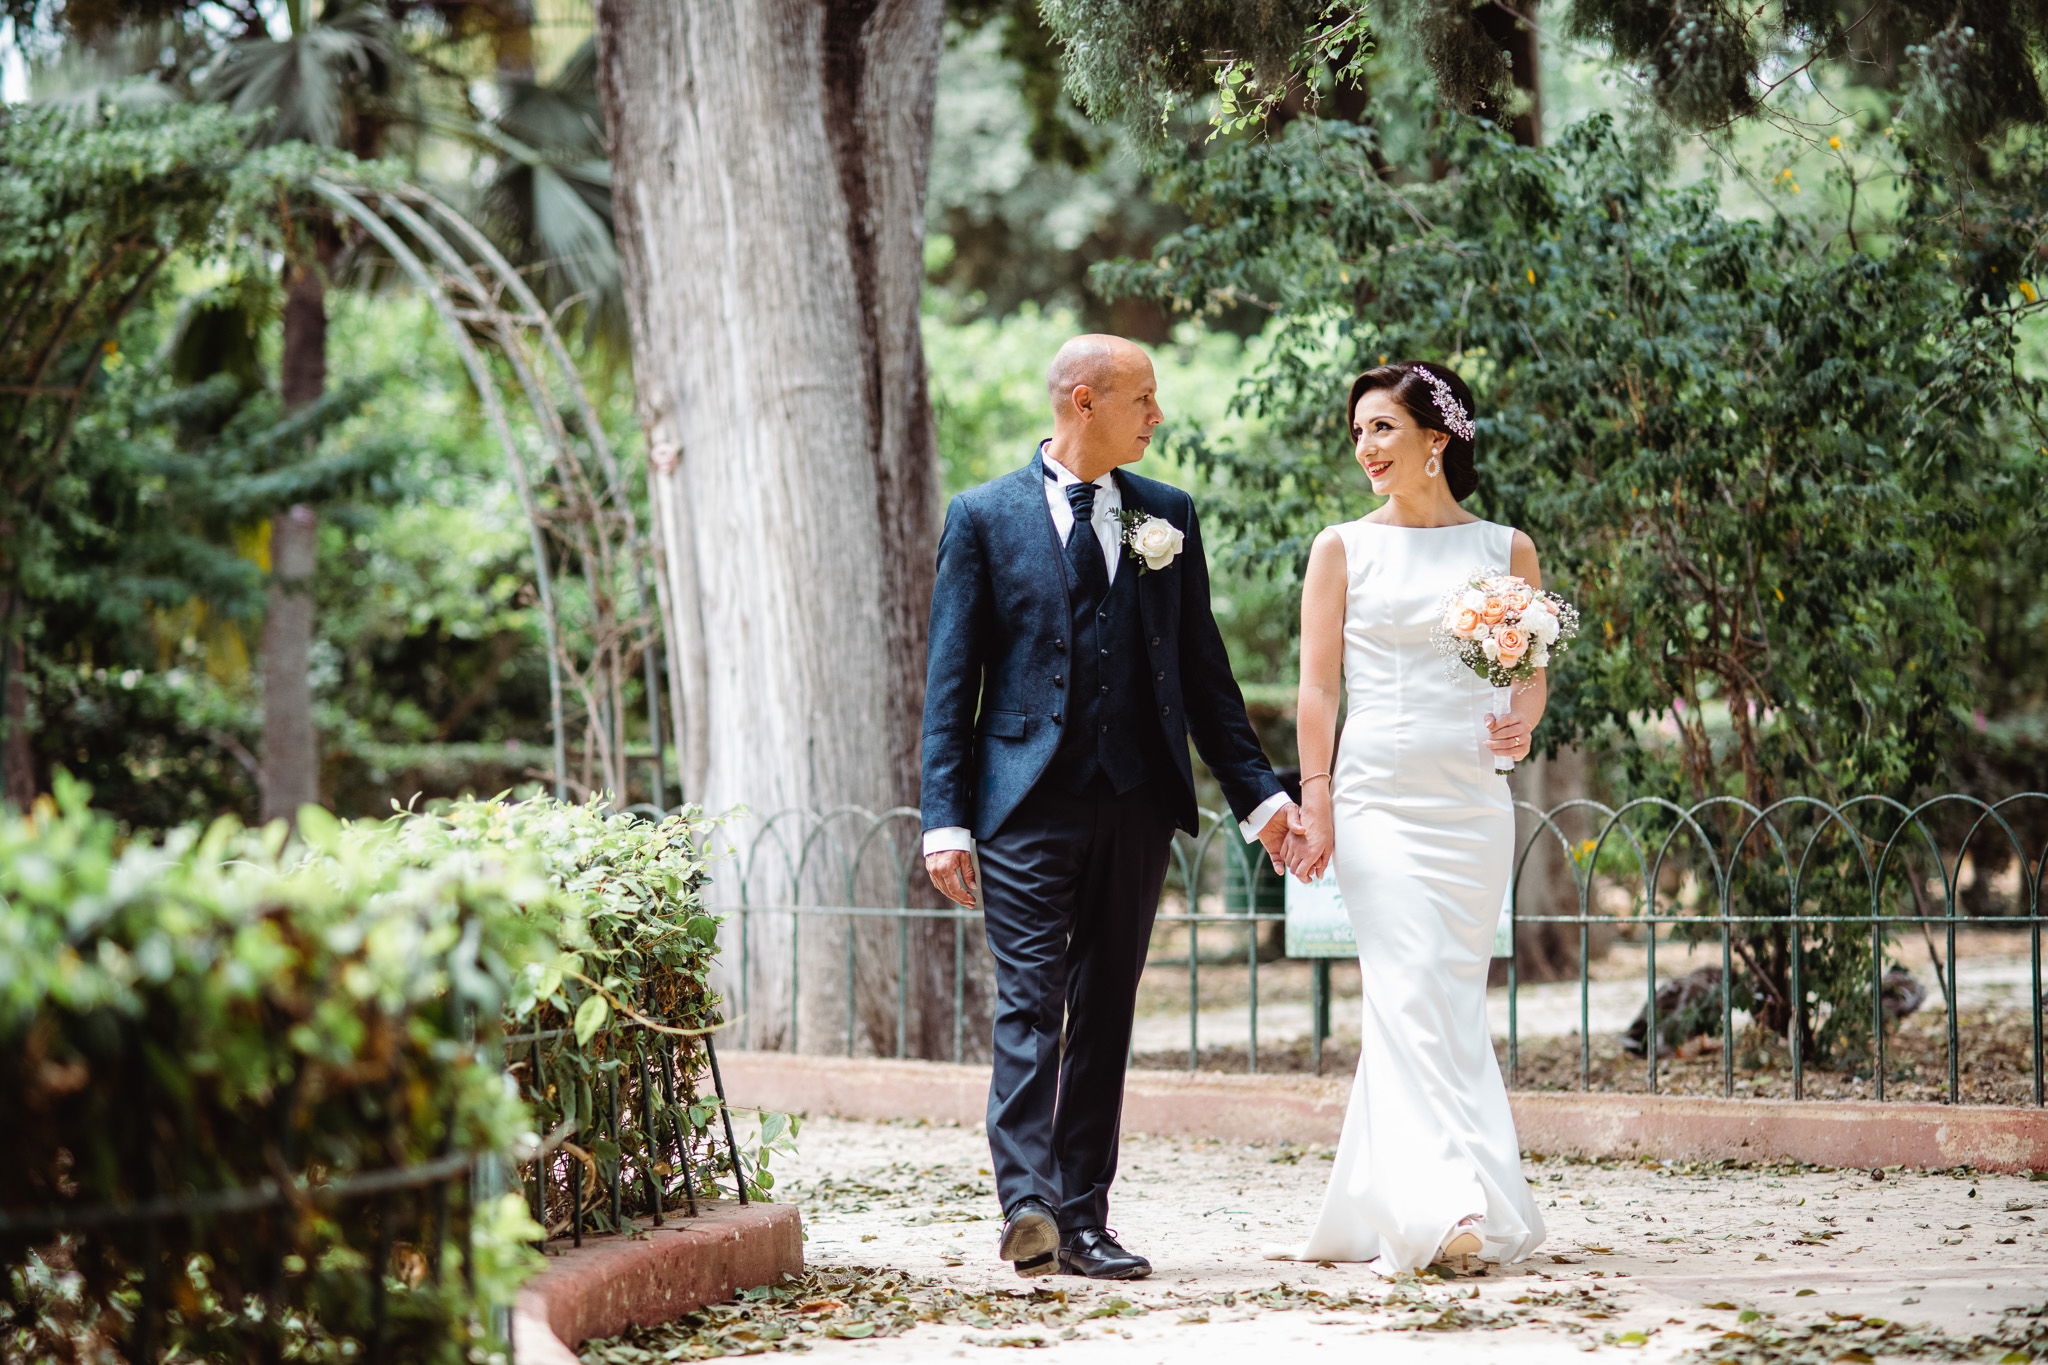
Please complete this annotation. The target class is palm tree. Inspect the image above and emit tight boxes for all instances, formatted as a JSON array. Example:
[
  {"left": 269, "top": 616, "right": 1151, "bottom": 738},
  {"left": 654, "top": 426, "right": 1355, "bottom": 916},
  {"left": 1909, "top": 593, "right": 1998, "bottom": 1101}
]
[
  {"left": 20, "top": 0, "right": 624, "bottom": 817},
  {"left": 202, "top": 0, "right": 404, "bottom": 818}
]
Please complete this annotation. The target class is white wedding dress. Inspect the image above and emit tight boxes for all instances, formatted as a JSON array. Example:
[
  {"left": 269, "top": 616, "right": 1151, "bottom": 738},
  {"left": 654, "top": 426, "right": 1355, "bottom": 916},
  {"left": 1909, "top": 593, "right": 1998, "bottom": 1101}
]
[{"left": 1279, "top": 516, "right": 1546, "bottom": 1275}]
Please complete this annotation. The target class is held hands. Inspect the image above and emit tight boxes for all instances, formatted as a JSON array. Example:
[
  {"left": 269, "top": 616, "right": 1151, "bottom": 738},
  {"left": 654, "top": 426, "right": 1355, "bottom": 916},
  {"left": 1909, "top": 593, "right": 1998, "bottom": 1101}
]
[
  {"left": 1282, "top": 797, "right": 1333, "bottom": 883},
  {"left": 1255, "top": 803, "right": 1298, "bottom": 876},
  {"left": 1484, "top": 708, "right": 1535, "bottom": 762},
  {"left": 926, "top": 849, "right": 977, "bottom": 908}
]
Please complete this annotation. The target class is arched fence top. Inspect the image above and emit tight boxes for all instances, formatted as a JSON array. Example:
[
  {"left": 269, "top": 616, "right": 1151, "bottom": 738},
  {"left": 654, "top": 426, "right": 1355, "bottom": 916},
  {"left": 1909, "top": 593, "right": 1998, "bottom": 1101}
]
[
  {"left": 699, "top": 793, "right": 2048, "bottom": 922},
  {"left": 703, "top": 792, "right": 2045, "bottom": 1106}
]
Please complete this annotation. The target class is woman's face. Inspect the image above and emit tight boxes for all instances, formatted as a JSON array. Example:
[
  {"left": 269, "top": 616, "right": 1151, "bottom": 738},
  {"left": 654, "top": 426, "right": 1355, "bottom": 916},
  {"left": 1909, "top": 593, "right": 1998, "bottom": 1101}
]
[{"left": 1352, "top": 388, "right": 1447, "bottom": 498}]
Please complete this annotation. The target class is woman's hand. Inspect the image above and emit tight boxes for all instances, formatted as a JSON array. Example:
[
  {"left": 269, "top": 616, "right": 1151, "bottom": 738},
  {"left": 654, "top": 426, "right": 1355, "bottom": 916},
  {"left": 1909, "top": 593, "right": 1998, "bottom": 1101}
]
[
  {"left": 1485, "top": 707, "right": 1537, "bottom": 763},
  {"left": 1286, "top": 793, "right": 1335, "bottom": 883}
]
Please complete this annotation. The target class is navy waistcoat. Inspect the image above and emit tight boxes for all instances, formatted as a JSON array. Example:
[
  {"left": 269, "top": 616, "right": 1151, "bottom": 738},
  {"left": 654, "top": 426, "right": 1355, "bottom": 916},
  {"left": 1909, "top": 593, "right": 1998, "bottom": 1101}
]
[{"left": 1042, "top": 540, "right": 1167, "bottom": 794}]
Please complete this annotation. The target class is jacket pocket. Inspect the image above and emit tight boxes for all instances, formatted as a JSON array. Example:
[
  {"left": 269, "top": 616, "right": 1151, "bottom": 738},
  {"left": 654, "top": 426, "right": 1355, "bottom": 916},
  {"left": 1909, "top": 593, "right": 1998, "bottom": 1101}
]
[{"left": 977, "top": 710, "right": 1028, "bottom": 739}]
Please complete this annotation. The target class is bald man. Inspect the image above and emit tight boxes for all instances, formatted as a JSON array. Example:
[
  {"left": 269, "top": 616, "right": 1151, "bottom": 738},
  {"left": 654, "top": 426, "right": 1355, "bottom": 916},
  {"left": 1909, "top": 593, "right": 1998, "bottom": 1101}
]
[{"left": 920, "top": 335, "right": 1296, "bottom": 1280}]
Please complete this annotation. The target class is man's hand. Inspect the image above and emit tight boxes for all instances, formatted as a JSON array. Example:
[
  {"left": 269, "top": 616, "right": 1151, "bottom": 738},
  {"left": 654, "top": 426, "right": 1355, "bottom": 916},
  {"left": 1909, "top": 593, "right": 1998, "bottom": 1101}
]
[
  {"left": 926, "top": 849, "right": 978, "bottom": 908},
  {"left": 1254, "top": 803, "right": 1301, "bottom": 876}
]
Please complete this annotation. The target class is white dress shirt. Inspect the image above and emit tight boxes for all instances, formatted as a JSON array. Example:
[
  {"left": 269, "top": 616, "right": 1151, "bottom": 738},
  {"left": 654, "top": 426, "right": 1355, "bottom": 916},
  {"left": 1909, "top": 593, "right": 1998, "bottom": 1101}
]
[{"left": 923, "top": 443, "right": 1291, "bottom": 857}]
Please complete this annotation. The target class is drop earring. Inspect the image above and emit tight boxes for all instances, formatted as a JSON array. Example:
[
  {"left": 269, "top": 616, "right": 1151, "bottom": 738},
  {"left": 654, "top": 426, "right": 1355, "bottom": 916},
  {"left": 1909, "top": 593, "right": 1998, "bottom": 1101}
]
[{"left": 1425, "top": 454, "right": 1441, "bottom": 478}]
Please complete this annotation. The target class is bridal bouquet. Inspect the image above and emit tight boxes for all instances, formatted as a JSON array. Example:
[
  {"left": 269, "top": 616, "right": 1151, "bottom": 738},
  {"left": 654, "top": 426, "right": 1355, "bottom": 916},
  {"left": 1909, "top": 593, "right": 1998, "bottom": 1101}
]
[{"left": 1433, "top": 572, "right": 1580, "bottom": 772}]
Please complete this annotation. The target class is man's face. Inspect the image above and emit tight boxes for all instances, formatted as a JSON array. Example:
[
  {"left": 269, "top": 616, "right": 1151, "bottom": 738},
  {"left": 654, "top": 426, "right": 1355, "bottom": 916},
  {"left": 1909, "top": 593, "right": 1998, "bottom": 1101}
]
[{"left": 1087, "top": 354, "right": 1164, "bottom": 466}]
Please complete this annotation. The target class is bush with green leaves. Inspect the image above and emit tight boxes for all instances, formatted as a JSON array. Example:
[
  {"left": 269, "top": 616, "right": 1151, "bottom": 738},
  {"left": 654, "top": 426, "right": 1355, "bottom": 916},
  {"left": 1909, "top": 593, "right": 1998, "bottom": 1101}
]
[
  {"left": 1096, "top": 112, "right": 2046, "bottom": 1054},
  {"left": 2, "top": 786, "right": 783, "bottom": 1360},
  {"left": 382, "top": 794, "right": 796, "bottom": 1224},
  {"left": 0, "top": 778, "right": 550, "bottom": 1362}
]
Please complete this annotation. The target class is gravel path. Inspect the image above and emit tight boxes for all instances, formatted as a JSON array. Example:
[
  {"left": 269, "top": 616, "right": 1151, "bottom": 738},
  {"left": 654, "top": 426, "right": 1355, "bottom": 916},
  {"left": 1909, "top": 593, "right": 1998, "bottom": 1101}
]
[{"left": 586, "top": 1116, "right": 2048, "bottom": 1363}]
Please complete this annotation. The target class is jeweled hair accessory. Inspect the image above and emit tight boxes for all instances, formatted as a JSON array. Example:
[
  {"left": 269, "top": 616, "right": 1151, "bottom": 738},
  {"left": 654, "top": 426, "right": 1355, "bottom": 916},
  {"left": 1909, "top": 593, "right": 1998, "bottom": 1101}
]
[{"left": 1413, "top": 366, "right": 1475, "bottom": 442}]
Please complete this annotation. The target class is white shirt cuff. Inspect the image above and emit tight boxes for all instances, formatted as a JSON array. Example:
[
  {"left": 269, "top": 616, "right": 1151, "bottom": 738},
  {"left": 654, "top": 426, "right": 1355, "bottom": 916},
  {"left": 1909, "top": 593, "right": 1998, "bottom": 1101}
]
[
  {"left": 1239, "top": 791, "right": 1293, "bottom": 843},
  {"left": 922, "top": 826, "right": 974, "bottom": 856}
]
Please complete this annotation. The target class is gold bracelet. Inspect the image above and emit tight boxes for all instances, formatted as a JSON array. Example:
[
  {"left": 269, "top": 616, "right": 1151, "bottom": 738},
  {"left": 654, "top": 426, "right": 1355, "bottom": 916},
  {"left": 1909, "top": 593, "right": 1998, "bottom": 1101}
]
[{"left": 1300, "top": 771, "right": 1332, "bottom": 786}]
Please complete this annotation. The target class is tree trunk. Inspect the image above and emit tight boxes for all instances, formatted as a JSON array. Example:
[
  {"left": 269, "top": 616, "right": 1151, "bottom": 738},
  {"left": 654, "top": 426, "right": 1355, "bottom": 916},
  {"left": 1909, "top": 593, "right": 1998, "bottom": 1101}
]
[
  {"left": 1473, "top": 2, "right": 1609, "bottom": 989},
  {"left": 1475, "top": 0, "right": 1542, "bottom": 147},
  {"left": 259, "top": 255, "right": 325, "bottom": 823},
  {"left": 0, "top": 588, "right": 32, "bottom": 811},
  {"left": 1493, "top": 744, "right": 1613, "bottom": 987},
  {"left": 596, "top": 0, "right": 985, "bottom": 1058},
  {"left": 481, "top": 0, "right": 536, "bottom": 80}
]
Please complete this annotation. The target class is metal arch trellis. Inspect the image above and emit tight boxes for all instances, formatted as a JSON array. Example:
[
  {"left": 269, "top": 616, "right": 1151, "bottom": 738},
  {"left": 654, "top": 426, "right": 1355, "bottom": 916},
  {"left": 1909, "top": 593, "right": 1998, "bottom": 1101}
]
[
  {"left": 709, "top": 793, "right": 2048, "bottom": 1106},
  {"left": 308, "top": 176, "right": 672, "bottom": 806},
  {"left": 0, "top": 164, "right": 664, "bottom": 807}
]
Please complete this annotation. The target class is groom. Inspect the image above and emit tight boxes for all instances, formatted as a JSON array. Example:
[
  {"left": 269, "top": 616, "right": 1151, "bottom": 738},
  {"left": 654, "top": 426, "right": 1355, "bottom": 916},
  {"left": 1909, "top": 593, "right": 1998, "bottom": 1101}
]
[{"left": 920, "top": 334, "right": 1297, "bottom": 1280}]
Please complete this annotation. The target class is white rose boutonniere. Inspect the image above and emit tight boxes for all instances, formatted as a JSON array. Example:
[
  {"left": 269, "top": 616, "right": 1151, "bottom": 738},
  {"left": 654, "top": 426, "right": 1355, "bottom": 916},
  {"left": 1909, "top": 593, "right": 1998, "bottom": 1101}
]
[{"left": 1113, "top": 509, "right": 1184, "bottom": 572}]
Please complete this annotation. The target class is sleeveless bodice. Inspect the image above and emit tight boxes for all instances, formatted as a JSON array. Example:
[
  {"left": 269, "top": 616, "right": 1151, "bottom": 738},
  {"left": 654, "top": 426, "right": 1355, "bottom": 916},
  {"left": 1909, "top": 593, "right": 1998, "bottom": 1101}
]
[{"left": 1331, "top": 517, "right": 1519, "bottom": 801}]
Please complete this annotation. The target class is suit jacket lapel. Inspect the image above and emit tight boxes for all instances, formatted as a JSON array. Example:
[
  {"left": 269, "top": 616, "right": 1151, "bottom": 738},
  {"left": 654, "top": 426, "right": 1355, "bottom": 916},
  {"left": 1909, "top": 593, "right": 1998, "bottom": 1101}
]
[
  {"left": 1016, "top": 448, "right": 1071, "bottom": 622},
  {"left": 1113, "top": 469, "right": 1169, "bottom": 639}
]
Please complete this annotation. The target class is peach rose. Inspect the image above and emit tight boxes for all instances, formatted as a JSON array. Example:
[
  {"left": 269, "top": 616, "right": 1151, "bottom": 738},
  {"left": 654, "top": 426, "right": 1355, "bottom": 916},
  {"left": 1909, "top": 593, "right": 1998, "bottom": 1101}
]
[
  {"left": 1502, "top": 583, "right": 1535, "bottom": 611},
  {"left": 1451, "top": 606, "right": 1484, "bottom": 638},
  {"left": 1495, "top": 626, "right": 1529, "bottom": 663},
  {"left": 1480, "top": 596, "right": 1508, "bottom": 625}
]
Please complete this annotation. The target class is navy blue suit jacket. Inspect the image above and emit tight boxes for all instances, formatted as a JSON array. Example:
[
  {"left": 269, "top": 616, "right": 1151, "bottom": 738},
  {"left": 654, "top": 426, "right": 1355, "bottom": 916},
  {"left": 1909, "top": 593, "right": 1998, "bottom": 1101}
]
[{"left": 920, "top": 450, "right": 1284, "bottom": 841}]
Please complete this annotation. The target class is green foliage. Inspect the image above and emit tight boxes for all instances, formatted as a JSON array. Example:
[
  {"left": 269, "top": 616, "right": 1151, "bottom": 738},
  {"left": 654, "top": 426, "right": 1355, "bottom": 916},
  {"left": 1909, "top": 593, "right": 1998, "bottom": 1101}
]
[
  {"left": 1050, "top": 1, "right": 2048, "bottom": 162},
  {"left": 1094, "top": 110, "right": 2046, "bottom": 1053},
  {"left": 208, "top": 0, "right": 402, "bottom": 153},
  {"left": 473, "top": 37, "right": 625, "bottom": 356},
  {"left": 0, "top": 776, "right": 551, "bottom": 1362},
  {"left": 927, "top": 18, "right": 1186, "bottom": 328},
  {"left": 0, "top": 786, "right": 786, "bottom": 1356},
  {"left": 0, "top": 99, "right": 269, "bottom": 524},
  {"left": 1039, "top": 0, "right": 1371, "bottom": 138},
  {"left": 1099, "top": 113, "right": 2044, "bottom": 800},
  {"left": 382, "top": 795, "right": 783, "bottom": 1217},
  {"left": 28, "top": 664, "right": 260, "bottom": 827}
]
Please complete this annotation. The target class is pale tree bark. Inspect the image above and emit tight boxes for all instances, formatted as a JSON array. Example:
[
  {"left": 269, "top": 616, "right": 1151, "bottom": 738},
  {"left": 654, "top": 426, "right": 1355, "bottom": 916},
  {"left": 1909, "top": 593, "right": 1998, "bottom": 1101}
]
[
  {"left": 596, "top": 0, "right": 987, "bottom": 1057},
  {"left": 259, "top": 255, "right": 325, "bottom": 823}
]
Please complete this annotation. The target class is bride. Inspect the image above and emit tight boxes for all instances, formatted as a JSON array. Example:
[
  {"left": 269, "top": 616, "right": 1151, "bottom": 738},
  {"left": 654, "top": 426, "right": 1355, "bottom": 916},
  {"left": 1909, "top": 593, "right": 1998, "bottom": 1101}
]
[{"left": 1273, "top": 360, "right": 1548, "bottom": 1276}]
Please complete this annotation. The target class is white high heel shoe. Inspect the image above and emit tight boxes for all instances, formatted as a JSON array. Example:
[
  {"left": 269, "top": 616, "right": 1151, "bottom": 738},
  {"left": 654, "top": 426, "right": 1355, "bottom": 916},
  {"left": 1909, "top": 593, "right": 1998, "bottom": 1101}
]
[{"left": 1435, "top": 1216, "right": 1484, "bottom": 1273}]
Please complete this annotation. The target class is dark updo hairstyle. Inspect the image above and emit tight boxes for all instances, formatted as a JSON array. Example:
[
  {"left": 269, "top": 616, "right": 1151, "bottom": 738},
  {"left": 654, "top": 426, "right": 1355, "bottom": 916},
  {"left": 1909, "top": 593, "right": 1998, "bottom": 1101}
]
[{"left": 1345, "top": 360, "right": 1479, "bottom": 502}]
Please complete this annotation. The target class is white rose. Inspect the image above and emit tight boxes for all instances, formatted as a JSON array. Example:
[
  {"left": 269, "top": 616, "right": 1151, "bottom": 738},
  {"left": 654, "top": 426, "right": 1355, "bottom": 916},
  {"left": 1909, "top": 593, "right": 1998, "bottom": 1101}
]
[
  {"left": 1481, "top": 636, "right": 1502, "bottom": 662},
  {"left": 1529, "top": 642, "right": 1551, "bottom": 668},
  {"left": 1460, "top": 588, "right": 1489, "bottom": 613},
  {"left": 1520, "top": 603, "right": 1560, "bottom": 643},
  {"left": 1130, "top": 516, "right": 1185, "bottom": 570}
]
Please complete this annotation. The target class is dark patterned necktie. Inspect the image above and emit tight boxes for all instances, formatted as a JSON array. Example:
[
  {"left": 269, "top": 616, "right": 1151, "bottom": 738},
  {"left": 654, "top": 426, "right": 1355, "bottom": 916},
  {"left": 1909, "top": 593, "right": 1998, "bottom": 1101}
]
[{"left": 1064, "top": 479, "right": 1108, "bottom": 602}]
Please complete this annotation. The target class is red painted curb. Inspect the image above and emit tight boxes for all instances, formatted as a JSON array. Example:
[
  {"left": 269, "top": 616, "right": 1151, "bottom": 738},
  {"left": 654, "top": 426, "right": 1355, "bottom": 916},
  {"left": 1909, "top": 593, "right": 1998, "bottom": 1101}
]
[
  {"left": 511, "top": 1200, "right": 803, "bottom": 1365},
  {"left": 719, "top": 1050, "right": 2048, "bottom": 1173}
]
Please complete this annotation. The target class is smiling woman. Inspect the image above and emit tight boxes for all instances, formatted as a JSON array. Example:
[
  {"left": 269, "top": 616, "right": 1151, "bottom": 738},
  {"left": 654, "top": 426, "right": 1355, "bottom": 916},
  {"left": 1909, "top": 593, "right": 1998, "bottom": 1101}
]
[{"left": 1346, "top": 362, "right": 1480, "bottom": 504}]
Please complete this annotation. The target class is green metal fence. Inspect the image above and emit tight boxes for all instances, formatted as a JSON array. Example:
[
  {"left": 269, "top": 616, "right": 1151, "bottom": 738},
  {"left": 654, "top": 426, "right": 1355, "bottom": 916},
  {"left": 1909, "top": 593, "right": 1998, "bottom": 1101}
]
[{"left": 700, "top": 795, "right": 2046, "bottom": 1106}]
